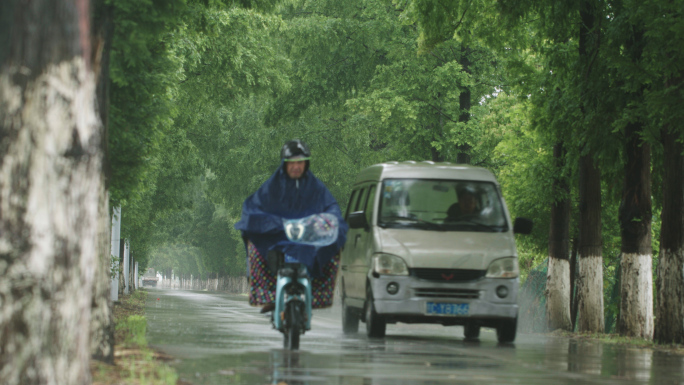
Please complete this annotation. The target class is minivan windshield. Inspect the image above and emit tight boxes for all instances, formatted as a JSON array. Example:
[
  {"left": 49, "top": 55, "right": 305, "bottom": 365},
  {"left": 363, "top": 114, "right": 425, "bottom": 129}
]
[{"left": 377, "top": 179, "right": 508, "bottom": 232}]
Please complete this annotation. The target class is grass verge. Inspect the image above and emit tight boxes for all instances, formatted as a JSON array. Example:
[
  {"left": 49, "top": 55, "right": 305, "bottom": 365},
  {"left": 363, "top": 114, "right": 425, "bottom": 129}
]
[
  {"left": 91, "top": 290, "right": 186, "bottom": 385},
  {"left": 550, "top": 329, "right": 684, "bottom": 353}
]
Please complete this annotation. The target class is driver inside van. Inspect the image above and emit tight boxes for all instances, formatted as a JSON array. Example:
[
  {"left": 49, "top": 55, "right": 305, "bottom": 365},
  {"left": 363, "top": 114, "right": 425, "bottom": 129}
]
[{"left": 445, "top": 185, "right": 481, "bottom": 221}]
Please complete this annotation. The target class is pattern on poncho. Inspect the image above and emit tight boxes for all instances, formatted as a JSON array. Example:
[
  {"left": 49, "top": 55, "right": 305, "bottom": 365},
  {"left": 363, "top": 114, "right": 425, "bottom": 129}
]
[{"left": 247, "top": 241, "right": 339, "bottom": 309}]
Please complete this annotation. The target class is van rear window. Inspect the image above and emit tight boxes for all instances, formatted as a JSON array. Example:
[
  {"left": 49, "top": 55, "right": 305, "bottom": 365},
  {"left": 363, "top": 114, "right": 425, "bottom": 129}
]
[{"left": 377, "top": 179, "right": 508, "bottom": 232}]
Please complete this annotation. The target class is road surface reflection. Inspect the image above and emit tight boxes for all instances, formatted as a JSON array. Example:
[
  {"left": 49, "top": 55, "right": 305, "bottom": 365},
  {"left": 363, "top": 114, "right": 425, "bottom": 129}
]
[{"left": 145, "top": 289, "right": 683, "bottom": 385}]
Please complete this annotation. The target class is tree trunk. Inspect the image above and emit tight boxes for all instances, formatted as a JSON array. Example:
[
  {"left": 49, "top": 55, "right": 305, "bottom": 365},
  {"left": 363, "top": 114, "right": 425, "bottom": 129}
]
[
  {"left": 129, "top": 252, "right": 136, "bottom": 292},
  {"left": 575, "top": 154, "right": 604, "bottom": 332},
  {"left": 89, "top": 190, "right": 114, "bottom": 363},
  {"left": 457, "top": 44, "right": 471, "bottom": 165},
  {"left": 118, "top": 238, "right": 126, "bottom": 295},
  {"left": 617, "top": 118, "right": 653, "bottom": 339},
  {"left": 617, "top": 25, "right": 653, "bottom": 340},
  {"left": 654, "top": 121, "right": 684, "bottom": 343},
  {"left": 570, "top": 236, "right": 579, "bottom": 330},
  {"left": 575, "top": 0, "right": 604, "bottom": 333},
  {"left": 430, "top": 93, "right": 445, "bottom": 162},
  {"left": 546, "top": 142, "right": 572, "bottom": 331},
  {"left": 89, "top": 0, "right": 115, "bottom": 361},
  {"left": 92, "top": 0, "right": 114, "bottom": 191},
  {"left": 0, "top": 1, "right": 103, "bottom": 384}
]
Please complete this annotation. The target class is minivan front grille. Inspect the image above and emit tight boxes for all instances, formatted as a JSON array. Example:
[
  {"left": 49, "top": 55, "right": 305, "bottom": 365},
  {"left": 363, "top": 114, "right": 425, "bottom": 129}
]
[
  {"left": 414, "top": 288, "right": 480, "bottom": 299},
  {"left": 412, "top": 268, "right": 486, "bottom": 282}
]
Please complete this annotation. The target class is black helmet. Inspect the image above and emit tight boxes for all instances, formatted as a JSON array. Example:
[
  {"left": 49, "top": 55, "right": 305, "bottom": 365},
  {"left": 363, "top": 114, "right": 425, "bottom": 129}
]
[{"left": 281, "top": 139, "right": 311, "bottom": 161}]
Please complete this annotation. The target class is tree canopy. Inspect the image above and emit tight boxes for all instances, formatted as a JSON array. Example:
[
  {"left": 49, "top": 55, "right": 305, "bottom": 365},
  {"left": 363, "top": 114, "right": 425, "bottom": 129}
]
[{"left": 107, "top": 0, "right": 681, "bottom": 317}]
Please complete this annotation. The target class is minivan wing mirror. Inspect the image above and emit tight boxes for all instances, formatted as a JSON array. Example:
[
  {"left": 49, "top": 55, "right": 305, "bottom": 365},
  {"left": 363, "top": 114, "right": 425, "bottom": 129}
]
[
  {"left": 513, "top": 217, "right": 533, "bottom": 235},
  {"left": 348, "top": 211, "right": 369, "bottom": 230}
]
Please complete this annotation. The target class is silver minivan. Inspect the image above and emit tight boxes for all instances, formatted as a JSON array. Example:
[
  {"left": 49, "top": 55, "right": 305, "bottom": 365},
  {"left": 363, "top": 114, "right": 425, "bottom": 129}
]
[{"left": 340, "top": 161, "right": 532, "bottom": 343}]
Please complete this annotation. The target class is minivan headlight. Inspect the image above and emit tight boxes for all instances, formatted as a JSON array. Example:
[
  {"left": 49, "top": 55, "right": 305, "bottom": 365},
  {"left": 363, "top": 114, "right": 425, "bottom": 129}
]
[
  {"left": 373, "top": 254, "right": 409, "bottom": 276},
  {"left": 486, "top": 257, "right": 519, "bottom": 278}
]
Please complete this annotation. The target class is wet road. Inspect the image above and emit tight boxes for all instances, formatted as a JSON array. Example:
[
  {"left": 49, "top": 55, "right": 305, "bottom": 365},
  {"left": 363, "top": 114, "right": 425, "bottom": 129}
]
[{"left": 145, "top": 289, "right": 684, "bottom": 385}]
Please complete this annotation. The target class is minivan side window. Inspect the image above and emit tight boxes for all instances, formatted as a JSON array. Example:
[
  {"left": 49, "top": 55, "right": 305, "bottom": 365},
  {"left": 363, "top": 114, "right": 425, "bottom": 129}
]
[
  {"left": 354, "top": 188, "right": 367, "bottom": 212},
  {"left": 364, "top": 185, "right": 376, "bottom": 225},
  {"left": 345, "top": 190, "right": 359, "bottom": 219}
]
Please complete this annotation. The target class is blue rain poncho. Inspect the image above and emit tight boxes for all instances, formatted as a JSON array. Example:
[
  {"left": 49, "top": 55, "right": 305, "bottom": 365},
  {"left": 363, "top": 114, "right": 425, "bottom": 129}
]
[{"left": 235, "top": 163, "right": 348, "bottom": 278}]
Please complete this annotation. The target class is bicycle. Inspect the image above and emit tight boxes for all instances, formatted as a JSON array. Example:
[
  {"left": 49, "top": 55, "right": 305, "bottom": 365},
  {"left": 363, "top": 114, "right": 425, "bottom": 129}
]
[{"left": 269, "top": 213, "right": 338, "bottom": 350}]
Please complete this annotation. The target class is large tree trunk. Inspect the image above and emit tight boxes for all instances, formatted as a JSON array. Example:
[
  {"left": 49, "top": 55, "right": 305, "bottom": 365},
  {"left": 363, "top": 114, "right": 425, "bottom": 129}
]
[
  {"left": 575, "top": 154, "right": 604, "bottom": 332},
  {"left": 654, "top": 121, "right": 684, "bottom": 343},
  {"left": 89, "top": 0, "right": 115, "bottom": 363},
  {"left": 546, "top": 142, "right": 572, "bottom": 331},
  {"left": 617, "top": 26, "right": 653, "bottom": 340},
  {"left": 575, "top": 0, "right": 604, "bottom": 333},
  {"left": 89, "top": 189, "right": 114, "bottom": 362},
  {"left": 0, "top": 1, "right": 103, "bottom": 384},
  {"left": 617, "top": 119, "right": 653, "bottom": 339},
  {"left": 456, "top": 44, "right": 471, "bottom": 165}
]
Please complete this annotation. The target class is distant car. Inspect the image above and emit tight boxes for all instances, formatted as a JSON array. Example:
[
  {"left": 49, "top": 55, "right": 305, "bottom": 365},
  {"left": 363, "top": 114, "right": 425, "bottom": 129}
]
[
  {"left": 339, "top": 161, "right": 533, "bottom": 343},
  {"left": 142, "top": 268, "right": 158, "bottom": 287}
]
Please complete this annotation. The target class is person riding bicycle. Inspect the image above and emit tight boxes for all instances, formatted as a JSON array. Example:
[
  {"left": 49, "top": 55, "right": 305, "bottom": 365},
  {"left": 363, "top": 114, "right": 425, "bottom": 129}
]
[{"left": 235, "top": 140, "right": 348, "bottom": 314}]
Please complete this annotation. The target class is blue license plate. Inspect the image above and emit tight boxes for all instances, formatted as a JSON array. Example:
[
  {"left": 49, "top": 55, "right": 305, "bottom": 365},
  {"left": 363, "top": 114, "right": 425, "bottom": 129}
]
[{"left": 425, "top": 302, "right": 469, "bottom": 316}]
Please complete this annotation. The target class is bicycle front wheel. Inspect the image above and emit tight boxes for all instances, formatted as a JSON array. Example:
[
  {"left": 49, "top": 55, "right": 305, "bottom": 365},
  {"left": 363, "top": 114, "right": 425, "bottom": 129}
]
[{"left": 283, "top": 301, "right": 303, "bottom": 350}]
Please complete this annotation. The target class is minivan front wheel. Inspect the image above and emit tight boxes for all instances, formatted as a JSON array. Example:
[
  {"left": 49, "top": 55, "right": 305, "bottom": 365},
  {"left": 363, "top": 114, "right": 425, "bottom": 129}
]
[
  {"left": 365, "top": 286, "right": 386, "bottom": 338},
  {"left": 497, "top": 316, "right": 517, "bottom": 343},
  {"left": 463, "top": 322, "right": 480, "bottom": 340}
]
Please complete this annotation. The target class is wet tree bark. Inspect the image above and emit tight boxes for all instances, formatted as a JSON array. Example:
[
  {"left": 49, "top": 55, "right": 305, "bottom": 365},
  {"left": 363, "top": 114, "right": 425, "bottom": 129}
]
[
  {"left": 617, "top": 119, "right": 653, "bottom": 339},
  {"left": 89, "top": 0, "right": 115, "bottom": 363},
  {"left": 576, "top": 154, "right": 604, "bottom": 332},
  {"left": 654, "top": 118, "right": 684, "bottom": 343},
  {"left": 617, "top": 27, "right": 653, "bottom": 340},
  {"left": 0, "top": 1, "right": 103, "bottom": 384},
  {"left": 575, "top": 0, "right": 604, "bottom": 333},
  {"left": 90, "top": 188, "right": 114, "bottom": 363},
  {"left": 546, "top": 142, "right": 572, "bottom": 331}
]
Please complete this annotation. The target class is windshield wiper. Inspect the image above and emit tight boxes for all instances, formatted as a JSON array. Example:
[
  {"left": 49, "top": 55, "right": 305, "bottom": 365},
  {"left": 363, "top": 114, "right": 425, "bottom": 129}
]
[
  {"left": 381, "top": 215, "right": 424, "bottom": 222},
  {"left": 444, "top": 219, "right": 506, "bottom": 232},
  {"left": 380, "top": 216, "right": 443, "bottom": 230}
]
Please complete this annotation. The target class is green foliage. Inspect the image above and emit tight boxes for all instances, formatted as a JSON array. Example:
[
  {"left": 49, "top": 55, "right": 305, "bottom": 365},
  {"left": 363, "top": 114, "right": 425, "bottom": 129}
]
[
  {"left": 111, "top": 1, "right": 292, "bottom": 266},
  {"left": 108, "top": 0, "right": 187, "bottom": 206},
  {"left": 124, "top": 0, "right": 532, "bottom": 277},
  {"left": 490, "top": 93, "right": 552, "bottom": 271},
  {"left": 94, "top": 290, "right": 179, "bottom": 385},
  {"left": 150, "top": 187, "right": 247, "bottom": 278},
  {"left": 116, "top": 315, "right": 147, "bottom": 348},
  {"left": 171, "top": 7, "right": 291, "bottom": 105},
  {"left": 399, "top": 0, "right": 678, "bottom": 338},
  {"left": 346, "top": 42, "right": 475, "bottom": 161},
  {"left": 108, "top": 0, "right": 676, "bottom": 297},
  {"left": 267, "top": 0, "right": 396, "bottom": 125}
]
